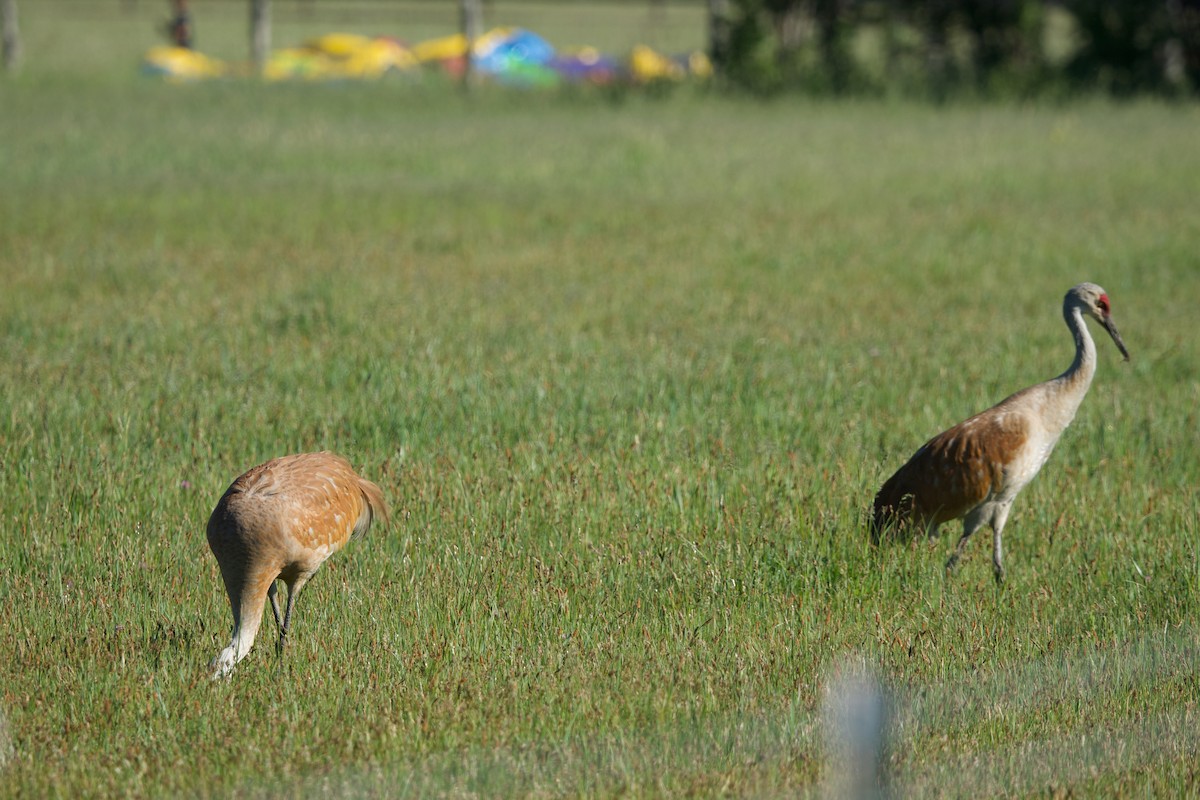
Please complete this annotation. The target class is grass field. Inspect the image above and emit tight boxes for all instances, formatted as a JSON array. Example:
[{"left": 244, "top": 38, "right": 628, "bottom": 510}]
[{"left": 2, "top": 2, "right": 1200, "bottom": 797}]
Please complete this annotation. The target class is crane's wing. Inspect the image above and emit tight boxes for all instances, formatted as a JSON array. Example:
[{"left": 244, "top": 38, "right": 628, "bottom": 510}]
[{"left": 872, "top": 409, "right": 1029, "bottom": 541}]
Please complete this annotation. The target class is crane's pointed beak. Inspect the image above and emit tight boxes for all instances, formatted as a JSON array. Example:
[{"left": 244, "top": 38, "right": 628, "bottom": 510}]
[{"left": 1102, "top": 315, "right": 1130, "bottom": 361}]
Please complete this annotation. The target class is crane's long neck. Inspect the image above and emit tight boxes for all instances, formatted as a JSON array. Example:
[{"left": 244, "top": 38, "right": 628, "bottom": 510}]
[{"left": 1046, "top": 303, "right": 1096, "bottom": 431}]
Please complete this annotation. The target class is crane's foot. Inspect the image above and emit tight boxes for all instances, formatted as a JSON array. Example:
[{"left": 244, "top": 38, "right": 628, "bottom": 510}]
[
  {"left": 944, "top": 554, "right": 960, "bottom": 577},
  {"left": 993, "top": 566, "right": 1006, "bottom": 586},
  {"left": 211, "top": 646, "right": 238, "bottom": 680},
  {"left": 275, "top": 632, "right": 288, "bottom": 657}
]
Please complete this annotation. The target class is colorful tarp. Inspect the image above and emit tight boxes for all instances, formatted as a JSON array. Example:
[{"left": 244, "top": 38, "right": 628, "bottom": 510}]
[
  {"left": 141, "top": 45, "right": 226, "bottom": 80},
  {"left": 142, "top": 26, "right": 710, "bottom": 87},
  {"left": 264, "top": 33, "right": 417, "bottom": 81}
]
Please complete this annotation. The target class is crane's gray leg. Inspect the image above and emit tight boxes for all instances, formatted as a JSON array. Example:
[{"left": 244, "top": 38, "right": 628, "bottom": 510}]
[
  {"left": 277, "top": 574, "right": 311, "bottom": 654},
  {"left": 211, "top": 567, "right": 273, "bottom": 679},
  {"left": 268, "top": 581, "right": 283, "bottom": 633},
  {"left": 268, "top": 581, "right": 286, "bottom": 655},
  {"left": 992, "top": 529, "right": 1005, "bottom": 585},
  {"left": 946, "top": 507, "right": 988, "bottom": 576},
  {"left": 990, "top": 504, "right": 1013, "bottom": 585}
]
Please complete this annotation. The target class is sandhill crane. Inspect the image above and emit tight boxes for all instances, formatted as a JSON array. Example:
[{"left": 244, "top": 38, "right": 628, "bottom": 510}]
[
  {"left": 871, "top": 283, "right": 1129, "bottom": 584},
  {"left": 207, "top": 452, "right": 387, "bottom": 677}
]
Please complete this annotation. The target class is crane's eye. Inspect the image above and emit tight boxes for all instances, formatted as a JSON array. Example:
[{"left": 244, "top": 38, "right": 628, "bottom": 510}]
[{"left": 1098, "top": 295, "right": 1110, "bottom": 314}]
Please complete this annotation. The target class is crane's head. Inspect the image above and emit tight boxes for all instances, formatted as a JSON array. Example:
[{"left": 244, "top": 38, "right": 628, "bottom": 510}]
[{"left": 1068, "top": 282, "right": 1130, "bottom": 361}]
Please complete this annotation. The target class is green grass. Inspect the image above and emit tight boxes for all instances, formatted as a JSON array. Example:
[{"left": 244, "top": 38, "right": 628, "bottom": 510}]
[{"left": 2, "top": 2, "right": 1200, "bottom": 797}]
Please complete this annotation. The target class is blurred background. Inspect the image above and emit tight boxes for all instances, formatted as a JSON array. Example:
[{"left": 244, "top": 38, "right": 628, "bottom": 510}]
[{"left": 4, "top": 0, "right": 1199, "bottom": 98}]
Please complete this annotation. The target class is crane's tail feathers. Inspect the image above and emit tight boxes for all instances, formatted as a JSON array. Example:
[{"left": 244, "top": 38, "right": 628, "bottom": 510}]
[{"left": 352, "top": 476, "right": 389, "bottom": 539}]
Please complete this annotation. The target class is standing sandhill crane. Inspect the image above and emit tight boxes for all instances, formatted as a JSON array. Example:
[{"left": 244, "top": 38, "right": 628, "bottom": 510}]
[
  {"left": 207, "top": 452, "right": 387, "bottom": 678},
  {"left": 871, "top": 283, "right": 1129, "bottom": 584}
]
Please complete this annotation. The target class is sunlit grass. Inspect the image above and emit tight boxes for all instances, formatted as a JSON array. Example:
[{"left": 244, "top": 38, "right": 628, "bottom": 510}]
[{"left": 2, "top": 4, "right": 1199, "bottom": 797}]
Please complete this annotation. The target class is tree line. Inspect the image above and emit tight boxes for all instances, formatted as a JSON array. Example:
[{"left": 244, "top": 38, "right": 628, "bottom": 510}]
[{"left": 709, "top": 0, "right": 1200, "bottom": 97}]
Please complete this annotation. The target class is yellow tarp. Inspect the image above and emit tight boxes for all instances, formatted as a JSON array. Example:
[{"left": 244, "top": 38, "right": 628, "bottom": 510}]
[
  {"left": 264, "top": 33, "right": 417, "bottom": 80},
  {"left": 142, "top": 46, "right": 226, "bottom": 80}
]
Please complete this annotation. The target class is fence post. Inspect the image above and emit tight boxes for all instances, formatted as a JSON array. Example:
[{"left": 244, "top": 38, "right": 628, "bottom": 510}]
[
  {"left": 250, "top": 0, "right": 271, "bottom": 73},
  {"left": 1, "top": 0, "right": 20, "bottom": 72},
  {"left": 822, "top": 662, "right": 891, "bottom": 800},
  {"left": 460, "top": 0, "right": 482, "bottom": 89}
]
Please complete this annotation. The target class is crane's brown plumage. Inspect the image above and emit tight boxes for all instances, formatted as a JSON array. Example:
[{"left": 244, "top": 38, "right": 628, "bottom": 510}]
[
  {"left": 207, "top": 452, "right": 387, "bottom": 677},
  {"left": 873, "top": 395, "right": 1029, "bottom": 535},
  {"left": 871, "top": 283, "right": 1129, "bottom": 583}
]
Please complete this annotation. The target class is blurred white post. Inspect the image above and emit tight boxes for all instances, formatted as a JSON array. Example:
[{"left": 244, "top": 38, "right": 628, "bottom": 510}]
[
  {"left": 822, "top": 661, "right": 891, "bottom": 800},
  {"left": 459, "top": 0, "right": 482, "bottom": 89},
  {"left": 250, "top": 0, "right": 271, "bottom": 73},
  {"left": 1, "top": 0, "right": 20, "bottom": 72}
]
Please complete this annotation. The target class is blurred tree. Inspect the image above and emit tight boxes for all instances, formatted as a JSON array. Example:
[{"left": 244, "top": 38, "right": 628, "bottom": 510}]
[
  {"left": 887, "top": 0, "right": 1047, "bottom": 98},
  {"left": 709, "top": 0, "right": 733, "bottom": 69},
  {"left": 897, "top": 0, "right": 956, "bottom": 100},
  {"left": 724, "top": 0, "right": 781, "bottom": 91},
  {"left": 1166, "top": 0, "right": 1200, "bottom": 89},
  {"left": 724, "top": 0, "right": 860, "bottom": 93},
  {"left": 960, "top": 0, "right": 1046, "bottom": 93},
  {"left": 812, "top": 0, "right": 856, "bottom": 93},
  {"left": 1064, "top": 0, "right": 1177, "bottom": 94},
  {"left": 714, "top": 0, "right": 1194, "bottom": 96}
]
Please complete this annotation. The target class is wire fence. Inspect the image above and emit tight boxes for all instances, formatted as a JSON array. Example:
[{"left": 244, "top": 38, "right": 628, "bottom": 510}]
[
  {"left": 194, "top": 624, "right": 1200, "bottom": 797},
  {"left": 133, "top": 0, "right": 711, "bottom": 61},
  {"left": 1, "top": 622, "right": 1193, "bottom": 794}
]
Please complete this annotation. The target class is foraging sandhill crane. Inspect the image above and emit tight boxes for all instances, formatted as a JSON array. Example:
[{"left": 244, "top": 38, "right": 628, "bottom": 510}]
[
  {"left": 871, "top": 283, "right": 1129, "bottom": 584},
  {"left": 207, "top": 452, "right": 387, "bottom": 677}
]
